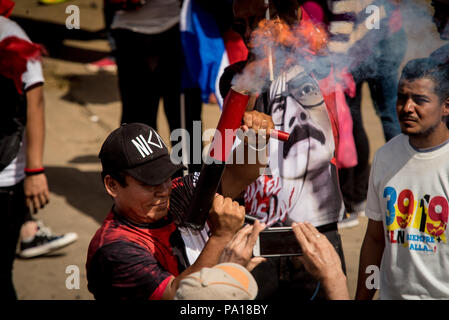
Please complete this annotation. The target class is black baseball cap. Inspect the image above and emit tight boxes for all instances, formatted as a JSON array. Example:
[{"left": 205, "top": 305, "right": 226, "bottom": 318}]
[{"left": 99, "top": 123, "right": 185, "bottom": 185}]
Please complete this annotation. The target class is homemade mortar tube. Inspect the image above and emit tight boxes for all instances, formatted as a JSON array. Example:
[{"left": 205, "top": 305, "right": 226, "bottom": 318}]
[{"left": 183, "top": 87, "right": 250, "bottom": 229}]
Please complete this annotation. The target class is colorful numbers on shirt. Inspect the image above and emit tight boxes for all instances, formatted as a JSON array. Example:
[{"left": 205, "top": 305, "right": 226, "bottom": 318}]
[
  {"left": 383, "top": 187, "right": 448, "bottom": 238},
  {"left": 383, "top": 187, "right": 397, "bottom": 227},
  {"left": 427, "top": 196, "right": 448, "bottom": 237},
  {"left": 397, "top": 189, "right": 415, "bottom": 229}
]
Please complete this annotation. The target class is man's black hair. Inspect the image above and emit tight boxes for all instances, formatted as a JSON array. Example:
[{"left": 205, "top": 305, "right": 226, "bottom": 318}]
[
  {"left": 400, "top": 57, "right": 449, "bottom": 104},
  {"left": 101, "top": 170, "right": 128, "bottom": 187}
]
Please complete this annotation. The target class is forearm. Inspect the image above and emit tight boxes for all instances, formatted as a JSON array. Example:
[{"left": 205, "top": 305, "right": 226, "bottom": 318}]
[
  {"left": 162, "top": 193, "right": 246, "bottom": 299},
  {"left": 184, "top": 235, "right": 231, "bottom": 273},
  {"left": 221, "top": 144, "right": 268, "bottom": 199},
  {"left": 291, "top": 222, "right": 350, "bottom": 300},
  {"left": 163, "top": 234, "right": 231, "bottom": 299},
  {"left": 25, "top": 84, "right": 45, "bottom": 169},
  {"left": 355, "top": 226, "right": 385, "bottom": 300},
  {"left": 322, "top": 273, "right": 350, "bottom": 300}
]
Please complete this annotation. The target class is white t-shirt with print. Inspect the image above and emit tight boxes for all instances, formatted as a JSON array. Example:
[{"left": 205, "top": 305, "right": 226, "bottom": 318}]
[
  {"left": 0, "top": 16, "right": 44, "bottom": 187},
  {"left": 366, "top": 134, "right": 449, "bottom": 299},
  {"left": 244, "top": 65, "right": 345, "bottom": 227}
]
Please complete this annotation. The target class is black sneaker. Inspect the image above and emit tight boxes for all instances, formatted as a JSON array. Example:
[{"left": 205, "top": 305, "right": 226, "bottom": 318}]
[{"left": 19, "top": 221, "right": 78, "bottom": 258}]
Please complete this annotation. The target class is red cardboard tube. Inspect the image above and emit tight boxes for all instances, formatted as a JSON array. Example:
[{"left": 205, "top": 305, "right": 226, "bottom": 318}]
[
  {"left": 209, "top": 87, "right": 250, "bottom": 162},
  {"left": 270, "top": 129, "right": 290, "bottom": 142},
  {"left": 183, "top": 87, "right": 249, "bottom": 229}
]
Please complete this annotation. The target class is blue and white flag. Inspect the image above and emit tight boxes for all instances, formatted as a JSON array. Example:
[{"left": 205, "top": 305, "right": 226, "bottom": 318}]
[{"left": 180, "top": 0, "right": 230, "bottom": 108}]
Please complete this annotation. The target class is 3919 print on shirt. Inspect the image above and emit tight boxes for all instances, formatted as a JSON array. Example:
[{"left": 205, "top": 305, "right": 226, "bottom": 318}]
[{"left": 383, "top": 186, "right": 448, "bottom": 252}]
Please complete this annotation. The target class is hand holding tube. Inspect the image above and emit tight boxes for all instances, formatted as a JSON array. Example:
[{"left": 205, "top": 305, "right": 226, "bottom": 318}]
[{"left": 240, "top": 110, "right": 289, "bottom": 146}]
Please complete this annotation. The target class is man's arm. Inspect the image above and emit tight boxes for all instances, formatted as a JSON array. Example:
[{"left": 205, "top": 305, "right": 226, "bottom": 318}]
[
  {"left": 292, "top": 222, "right": 350, "bottom": 300},
  {"left": 355, "top": 219, "right": 385, "bottom": 300},
  {"left": 218, "top": 219, "right": 266, "bottom": 271},
  {"left": 220, "top": 110, "right": 274, "bottom": 199},
  {"left": 24, "top": 84, "right": 49, "bottom": 213},
  {"left": 162, "top": 195, "right": 246, "bottom": 299}
]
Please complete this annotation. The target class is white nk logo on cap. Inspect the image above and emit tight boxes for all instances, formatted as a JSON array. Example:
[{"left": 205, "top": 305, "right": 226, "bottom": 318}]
[{"left": 131, "top": 131, "right": 167, "bottom": 158}]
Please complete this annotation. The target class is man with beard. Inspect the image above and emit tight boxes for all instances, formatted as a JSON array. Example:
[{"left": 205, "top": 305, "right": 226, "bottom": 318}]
[
  {"left": 219, "top": 0, "right": 346, "bottom": 300},
  {"left": 355, "top": 58, "right": 449, "bottom": 299}
]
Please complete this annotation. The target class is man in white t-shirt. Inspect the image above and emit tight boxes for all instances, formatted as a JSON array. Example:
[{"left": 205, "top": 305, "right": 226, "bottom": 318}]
[
  {"left": 355, "top": 58, "right": 449, "bottom": 299},
  {"left": 0, "top": 11, "right": 77, "bottom": 299}
]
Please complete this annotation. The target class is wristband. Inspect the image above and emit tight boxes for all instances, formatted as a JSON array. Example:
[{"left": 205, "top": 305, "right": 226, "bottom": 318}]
[
  {"left": 248, "top": 144, "right": 268, "bottom": 152},
  {"left": 24, "top": 167, "right": 45, "bottom": 176}
]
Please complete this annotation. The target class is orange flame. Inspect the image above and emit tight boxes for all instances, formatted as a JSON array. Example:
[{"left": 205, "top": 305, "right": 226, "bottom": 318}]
[
  {"left": 233, "top": 14, "right": 328, "bottom": 92},
  {"left": 251, "top": 17, "right": 327, "bottom": 53},
  {"left": 249, "top": 16, "right": 327, "bottom": 71}
]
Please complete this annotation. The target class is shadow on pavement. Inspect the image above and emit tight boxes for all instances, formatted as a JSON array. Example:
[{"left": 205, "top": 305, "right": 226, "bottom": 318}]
[
  {"left": 8, "top": 17, "right": 120, "bottom": 106},
  {"left": 10, "top": 16, "right": 109, "bottom": 63},
  {"left": 61, "top": 72, "right": 120, "bottom": 105},
  {"left": 68, "top": 155, "right": 100, "bottom": 164},
  {"left": 46, "top": 166, "right": 111, "bottom": 224}
]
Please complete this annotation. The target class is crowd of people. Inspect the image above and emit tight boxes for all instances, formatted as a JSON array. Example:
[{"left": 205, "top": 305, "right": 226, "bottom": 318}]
[{"left": 1, "top": 0, "right": 449, "bottom": 301}]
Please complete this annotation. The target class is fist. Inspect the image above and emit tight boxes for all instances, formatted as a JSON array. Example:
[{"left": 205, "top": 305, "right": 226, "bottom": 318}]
[{"left": 208, "top": 194, "right": 245, "bottom": 239}]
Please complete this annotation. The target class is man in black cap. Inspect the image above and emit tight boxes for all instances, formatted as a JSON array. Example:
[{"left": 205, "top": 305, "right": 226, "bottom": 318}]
[{"left": 86, "top": 117, "right": 272, "bottom": 300}]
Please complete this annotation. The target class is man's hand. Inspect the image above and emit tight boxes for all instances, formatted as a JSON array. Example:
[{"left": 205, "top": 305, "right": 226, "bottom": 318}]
[
  {"left": 24, "top": 173, "right": 49, "bottom": 214},
  {"left": 220, "top": 112, "right": 274, "bottom": 201},
  {"left": 292, "top": 222, "right": 349, "bottom": 300},
  {"left": 219, "top": 220, "right": 266, "bottom": 271},
  {"left": 208, "top": 194, "right": 245, "bottom": 240},
  {"left": 164, "top": 194, "right": 247, "bottom": 300},
  {"left": 239, "top": 110, "right": 274, "bottom": 147}
]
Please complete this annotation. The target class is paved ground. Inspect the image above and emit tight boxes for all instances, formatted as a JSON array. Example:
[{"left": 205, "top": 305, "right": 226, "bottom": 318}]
[{"left": 9, "top": 0, "right": 446, "bottom": 300}]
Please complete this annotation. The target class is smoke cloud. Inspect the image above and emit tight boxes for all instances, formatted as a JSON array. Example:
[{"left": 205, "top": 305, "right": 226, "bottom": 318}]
[{"left": 230, "top": 0, "right": 446, "bottom": 96}]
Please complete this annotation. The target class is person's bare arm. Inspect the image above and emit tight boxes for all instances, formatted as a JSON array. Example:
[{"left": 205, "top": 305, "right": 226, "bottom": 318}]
[
  {"left": 292, "top": 222, "right": 349, "bottom": 300},
  {"left": 355, "top": 219, "right": 385, "bottom": 300},
  {"left": 24, "top": 84, "right": 49, "bottom": 213},
  {"left": 161, "top": 195, "right": 245, "bottom": 299},
  {"left": 221, "top": 110, "right": 273, "bottom": 199},
  {"left": 219, "top": 219, "right": 266, "bottom": 271}
]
